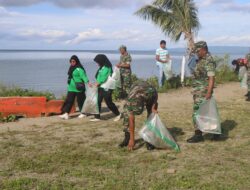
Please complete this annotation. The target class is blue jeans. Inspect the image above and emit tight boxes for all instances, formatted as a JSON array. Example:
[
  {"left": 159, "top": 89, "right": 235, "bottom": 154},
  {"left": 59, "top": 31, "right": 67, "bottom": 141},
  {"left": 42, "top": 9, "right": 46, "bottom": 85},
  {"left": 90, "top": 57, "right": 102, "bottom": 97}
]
[{"left": 157, "top": 64, "right": 166, "bottom": 87}]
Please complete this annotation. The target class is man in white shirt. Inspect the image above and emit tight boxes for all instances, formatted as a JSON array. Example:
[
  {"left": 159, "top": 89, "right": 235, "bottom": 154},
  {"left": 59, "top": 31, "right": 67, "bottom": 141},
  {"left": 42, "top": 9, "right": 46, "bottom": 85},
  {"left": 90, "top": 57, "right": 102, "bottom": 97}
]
[{"left": 155, "top": 40, "right": 171, "bottom": 87}]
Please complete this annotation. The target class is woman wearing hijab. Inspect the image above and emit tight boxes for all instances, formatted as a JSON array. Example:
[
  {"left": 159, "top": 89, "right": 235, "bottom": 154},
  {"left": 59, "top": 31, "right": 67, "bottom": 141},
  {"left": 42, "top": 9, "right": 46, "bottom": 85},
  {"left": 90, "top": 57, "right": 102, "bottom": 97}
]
[
  {"left": 91, "top": 54, "right": 121, "bottom": 121},
  {"left": 59, "top": 55, "right": 89, "bottom": 120}
]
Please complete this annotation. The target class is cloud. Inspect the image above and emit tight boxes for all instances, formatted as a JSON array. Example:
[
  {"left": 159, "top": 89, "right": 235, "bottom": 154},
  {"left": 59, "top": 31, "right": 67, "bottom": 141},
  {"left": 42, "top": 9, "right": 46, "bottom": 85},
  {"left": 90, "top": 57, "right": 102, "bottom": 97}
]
[
  {"left": 222, "top": 2, "right": 250, "bottom": 13},
  {"left": 0, "top": 6, "right": 21, "bottom": 17},
  {"left": 12, "top": 29, "right": 71, "bottom": 43},
  {"left": 210, "top": 35, "right": 250, "bottom": 45},
  {"left": 65, "top": 28, "right": 158, "bottom": 45},
  {"left": 0, "top": 0, "right": 151, "bottom": 9},
  {"left": 198, "top": 0, "right": 231, "bottom": 6},
  {"left": 65, "top": 29, "right": 104, "bottom": 44}
]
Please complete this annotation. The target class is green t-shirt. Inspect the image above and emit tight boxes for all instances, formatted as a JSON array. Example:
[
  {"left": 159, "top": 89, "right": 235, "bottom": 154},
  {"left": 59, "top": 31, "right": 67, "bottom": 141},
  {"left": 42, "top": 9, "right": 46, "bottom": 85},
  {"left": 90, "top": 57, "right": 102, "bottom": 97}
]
[
  {"left": 96, "top": 66, "right": 112, "bottom": 86},
  {"left": 68, "top": 68, "right": 89, "bottom": 92}
]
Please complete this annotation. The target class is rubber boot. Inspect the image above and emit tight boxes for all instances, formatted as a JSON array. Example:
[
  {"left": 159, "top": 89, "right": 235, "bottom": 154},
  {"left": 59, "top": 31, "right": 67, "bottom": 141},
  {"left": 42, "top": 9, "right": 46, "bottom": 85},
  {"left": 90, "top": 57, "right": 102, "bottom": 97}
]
[
  {"left": 119, "top": 131, "right": 130, "bottom": 148},
  {"left": 146, "top": 142, "right": 155, "bottom": 150},
  {"left": 211, "top": 134, "right": 221, "bottom": 141},
  {"left": 244, "top": 92, "right": 250, "bottom": 97},
  {"left": 187, "top": 130, "right": 204, "bottom": 143},
  {"left": 246, "top": 93, "right": 250, "bottom": 101}
]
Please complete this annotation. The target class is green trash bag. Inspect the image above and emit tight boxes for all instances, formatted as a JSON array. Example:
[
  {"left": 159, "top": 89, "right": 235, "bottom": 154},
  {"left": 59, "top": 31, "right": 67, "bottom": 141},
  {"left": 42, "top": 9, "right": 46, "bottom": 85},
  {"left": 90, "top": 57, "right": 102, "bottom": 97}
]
[
  {"left": 195, "top": 97, "right": 221, "bottom": 134},
  {"left": 139, "top": 113, "right": 180, "bottom": 151},
  {"left": 81, "top": 86, "right": 99, "bottom": 115}
]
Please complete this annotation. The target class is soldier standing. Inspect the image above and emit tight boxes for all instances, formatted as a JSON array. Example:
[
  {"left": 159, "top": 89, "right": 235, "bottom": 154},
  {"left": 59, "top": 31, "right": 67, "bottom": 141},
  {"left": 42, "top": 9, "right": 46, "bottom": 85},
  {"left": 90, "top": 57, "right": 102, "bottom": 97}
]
[
  {"left": 116, "top": 45, "right": 132, "bottom": 99},
  {"left": 245, "top": 52, "right": 250, "bottom": 101},
  {"left": 187, "top": 41, "right": 219, "bottom": 143},
  {"left": 119, "top": 81, "right": 158, "bottom": 150}
]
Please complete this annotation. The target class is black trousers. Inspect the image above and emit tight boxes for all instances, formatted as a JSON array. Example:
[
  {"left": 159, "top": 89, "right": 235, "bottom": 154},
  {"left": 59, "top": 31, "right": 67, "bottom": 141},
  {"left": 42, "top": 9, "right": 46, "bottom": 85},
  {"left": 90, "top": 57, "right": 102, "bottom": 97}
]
[
  {"left": 95, "top": 88, "right": 120, "bottom": 119},
  {"left": 61, "top": 91, "right": 86, "bottom": 113}
]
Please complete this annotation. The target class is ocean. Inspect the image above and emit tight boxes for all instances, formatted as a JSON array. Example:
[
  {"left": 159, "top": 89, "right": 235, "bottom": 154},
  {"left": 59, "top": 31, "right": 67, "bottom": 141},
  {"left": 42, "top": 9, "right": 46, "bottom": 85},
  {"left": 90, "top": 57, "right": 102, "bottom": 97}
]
[{"left": 0, "top": 47, "right": 248, "bottom": 97}]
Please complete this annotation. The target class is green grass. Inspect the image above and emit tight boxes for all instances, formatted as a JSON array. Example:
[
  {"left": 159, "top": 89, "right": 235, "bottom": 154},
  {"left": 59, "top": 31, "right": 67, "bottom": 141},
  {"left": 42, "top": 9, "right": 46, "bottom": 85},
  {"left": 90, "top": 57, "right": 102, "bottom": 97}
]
[{"left": 0, "top": 90, "right": 250, "bottom": 190}]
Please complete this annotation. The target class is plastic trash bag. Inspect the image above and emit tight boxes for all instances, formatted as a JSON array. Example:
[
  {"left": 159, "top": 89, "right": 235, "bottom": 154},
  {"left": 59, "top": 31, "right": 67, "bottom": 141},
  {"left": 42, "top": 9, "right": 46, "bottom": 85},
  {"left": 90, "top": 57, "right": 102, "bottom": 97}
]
[
  {"left": 195, "top": 97, "right": 221, "bottom": 134},
  {"left": 139, "top": 113, "right": 180, "bottom": 151},
  {"left": 239, "top": 66, "right": 247, "bottom": 88},
  {"left": 81, "top": 86, "right": 99, "bottom": 114},
  {"left": 100, "top": 76, "right": 116, "bottom": 90},
  {"left": 112, "top": 67, "right": 121, "bottom": 88},
  {"left": 162, "top": 60, "right": 173, "bottom": 80}
]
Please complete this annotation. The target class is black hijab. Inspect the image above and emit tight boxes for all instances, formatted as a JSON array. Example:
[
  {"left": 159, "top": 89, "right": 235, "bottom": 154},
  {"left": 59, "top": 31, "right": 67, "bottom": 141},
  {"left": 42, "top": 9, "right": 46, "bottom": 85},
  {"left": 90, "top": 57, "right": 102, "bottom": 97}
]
[
  {"left": 94, "top": 54, "right": 113, "bottom": 78},
  {"left": 68, "top": 55, "right": 86, "bottom": 79}
]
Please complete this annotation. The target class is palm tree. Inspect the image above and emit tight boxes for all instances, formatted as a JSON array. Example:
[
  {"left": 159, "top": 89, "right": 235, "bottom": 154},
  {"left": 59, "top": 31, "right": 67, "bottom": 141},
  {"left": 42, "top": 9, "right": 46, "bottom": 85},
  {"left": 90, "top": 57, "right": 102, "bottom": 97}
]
[{"left": 135, "top": 0, "right": 200, "bottom": 55}]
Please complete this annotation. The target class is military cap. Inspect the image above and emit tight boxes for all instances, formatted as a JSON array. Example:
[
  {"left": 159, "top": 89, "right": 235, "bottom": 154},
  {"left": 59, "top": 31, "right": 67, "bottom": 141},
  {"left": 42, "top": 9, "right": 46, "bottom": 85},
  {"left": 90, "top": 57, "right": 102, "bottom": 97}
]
[
  {"left": 194, "top": 41, "right": 208, "bottom": 52},
  {"left": 119, "top": 45, "right": 127, "bottom": 51}
]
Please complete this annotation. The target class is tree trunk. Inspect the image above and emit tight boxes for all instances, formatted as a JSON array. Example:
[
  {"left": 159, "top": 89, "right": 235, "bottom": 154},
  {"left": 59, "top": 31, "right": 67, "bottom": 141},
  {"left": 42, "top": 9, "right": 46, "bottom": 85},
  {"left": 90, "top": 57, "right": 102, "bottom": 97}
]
[{"left": 185, "top": 32, "right": 195, "bottom": 56}]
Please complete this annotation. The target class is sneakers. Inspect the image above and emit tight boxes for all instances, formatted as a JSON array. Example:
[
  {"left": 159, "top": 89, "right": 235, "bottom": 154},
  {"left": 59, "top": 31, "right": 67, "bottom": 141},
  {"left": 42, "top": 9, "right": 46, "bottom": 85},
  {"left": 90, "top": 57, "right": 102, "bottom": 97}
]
[
  {"left": 78, "top": 113, "right": 87, "bottom": 118},
  {"left": 113, "top": 114, "right": 122, "bottom": 122},
  {"left": 90, "top": 118, "right": 101, "bottom": 122},
  {"left": 59, "top": 113, "right": 69, "bottom": 120},
  {"left": 187, "top": 134, "right": 204, "bottom": 143}
]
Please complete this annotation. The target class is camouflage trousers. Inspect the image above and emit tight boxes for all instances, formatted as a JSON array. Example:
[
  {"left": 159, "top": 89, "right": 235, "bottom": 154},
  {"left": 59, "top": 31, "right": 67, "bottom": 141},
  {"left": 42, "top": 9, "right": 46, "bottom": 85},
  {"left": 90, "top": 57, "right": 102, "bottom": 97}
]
[
  {"left": 122, "top": 98, "right": 152, "bottom": 132},
  {"left": 192, "top": 91, "right": 207, "bottom": 130},
  {"left": 247, "top": 69, "right": 250, "bottom": 92},
  {"left": 119, "top": 68, "right": 132, "bottom": 99}
]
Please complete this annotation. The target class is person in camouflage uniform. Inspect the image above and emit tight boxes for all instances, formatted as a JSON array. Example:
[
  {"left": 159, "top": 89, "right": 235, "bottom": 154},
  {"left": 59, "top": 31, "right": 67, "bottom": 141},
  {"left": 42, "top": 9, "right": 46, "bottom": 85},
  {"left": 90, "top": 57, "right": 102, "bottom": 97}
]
[
  {"left": 187, "top": 41, "right": 220, "bottom": 143},
  {"left": 116, "top": 45, "right": 132, "bottom": 99},
  {"left": 119, "top": 81, "right": 158, "bottom": 150},
  {"left": 245, "top": 52, "right": 250, "bottom": 101}
]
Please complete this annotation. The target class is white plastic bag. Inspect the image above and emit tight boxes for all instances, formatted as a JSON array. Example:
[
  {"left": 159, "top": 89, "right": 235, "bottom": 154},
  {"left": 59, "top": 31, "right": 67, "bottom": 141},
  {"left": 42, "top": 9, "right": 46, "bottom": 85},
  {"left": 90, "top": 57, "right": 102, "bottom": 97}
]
[
  {"left": 239, "top": 66, "right": 247, "bottom": 88},
  {"left": 162, "top": 60, "right": 173, "bottom": 80},
  {"left": 139, "top": 113, "right": 180, "bottom": 151},
  {"left": 100, "top": 76, "right": 116, "bottom": 90},
  {"left": 112, "top": 67, "right": 121, "bottom": 88},
  {"left": 81, "top": 86, "right": 99, "bottom": 114},
  {"left": 195, "top": 97, "right": 221, "bottom": 134}
]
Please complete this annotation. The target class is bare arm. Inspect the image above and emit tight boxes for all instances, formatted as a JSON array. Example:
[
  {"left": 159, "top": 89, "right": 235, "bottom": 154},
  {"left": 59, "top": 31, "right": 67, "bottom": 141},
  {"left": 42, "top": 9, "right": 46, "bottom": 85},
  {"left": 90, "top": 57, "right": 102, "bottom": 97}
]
[
  {"left": 118, "top": 62, "right": 131, "bottom": 68},
  {"left": 156, "top": 55, "right": 168, "bottom": 63},
  {"left": 128, "top": 112, "right": 135, "bottom": 151}
]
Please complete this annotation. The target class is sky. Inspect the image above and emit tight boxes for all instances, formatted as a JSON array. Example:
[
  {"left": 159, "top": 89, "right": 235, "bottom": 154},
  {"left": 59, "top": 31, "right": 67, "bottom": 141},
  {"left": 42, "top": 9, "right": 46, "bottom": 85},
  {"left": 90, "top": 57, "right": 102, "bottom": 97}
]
[{"left": 0, "top": 0, "right": 250, "bottom": 50}]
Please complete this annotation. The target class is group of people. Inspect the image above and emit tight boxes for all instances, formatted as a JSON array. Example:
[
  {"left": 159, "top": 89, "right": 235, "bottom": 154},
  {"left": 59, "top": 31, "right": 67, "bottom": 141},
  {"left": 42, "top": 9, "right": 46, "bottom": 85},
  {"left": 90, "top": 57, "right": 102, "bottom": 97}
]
[
  {"left": 231, "top": 52, "right": 250, "bottom": 101},
  {"left": 58, "top": 40, "right": 231, "bottom": 151},
  {"left": 59, "top": 45, "right": 132, "bottom": 122}
]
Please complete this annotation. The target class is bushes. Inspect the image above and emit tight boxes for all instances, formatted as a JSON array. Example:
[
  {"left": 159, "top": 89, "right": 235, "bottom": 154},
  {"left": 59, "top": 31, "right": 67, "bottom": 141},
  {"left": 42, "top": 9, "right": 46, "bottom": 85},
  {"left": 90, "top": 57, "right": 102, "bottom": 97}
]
[
  {"left": 0, "top": 113, "right": 17, "bottom": 123},
  {"left": 0, "top": 84, "right": 56, "bottom": 101}
]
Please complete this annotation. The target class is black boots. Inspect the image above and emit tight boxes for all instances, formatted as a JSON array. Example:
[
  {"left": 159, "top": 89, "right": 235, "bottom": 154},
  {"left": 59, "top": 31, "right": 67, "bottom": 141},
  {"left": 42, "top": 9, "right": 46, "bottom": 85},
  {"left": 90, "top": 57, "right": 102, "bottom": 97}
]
[
  {"left": 119, "top": 131, "right": 130, "bottom": 148},
  {"left": 146, "top": 142, "right": 155, "bottom": 150},
  {"left": 245, "top": 92, "right": 250, "bottom": 101},
  {"left": 187, "top": 130, "right": 204, "bottom": 143},
  {"left": 211, "top": 134, "right": 221, "bottom": 141}
]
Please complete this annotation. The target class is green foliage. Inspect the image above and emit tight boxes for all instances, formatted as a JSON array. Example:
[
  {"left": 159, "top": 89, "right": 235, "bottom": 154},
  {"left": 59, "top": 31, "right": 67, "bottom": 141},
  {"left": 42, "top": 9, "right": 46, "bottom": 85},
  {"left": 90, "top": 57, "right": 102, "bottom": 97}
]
[
  {"left": 0, "top": 112, "right": 17, "bottom": 123},
  {"left": 214, "top": 54, "right": 238, "bottom": 83},
  {"left": 135, "top": 0, "right": 200, "bottom": 52},
  {"left": 0, "top": 84, "right": 56, "bottom": 100}
]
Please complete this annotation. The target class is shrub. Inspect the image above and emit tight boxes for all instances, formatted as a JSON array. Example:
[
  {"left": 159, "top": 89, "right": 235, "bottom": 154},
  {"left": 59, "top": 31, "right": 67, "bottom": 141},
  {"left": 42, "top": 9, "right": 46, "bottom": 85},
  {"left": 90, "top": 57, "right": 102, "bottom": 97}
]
[{"left": 0, "top": 84, "right": 56, "bottom": 100}]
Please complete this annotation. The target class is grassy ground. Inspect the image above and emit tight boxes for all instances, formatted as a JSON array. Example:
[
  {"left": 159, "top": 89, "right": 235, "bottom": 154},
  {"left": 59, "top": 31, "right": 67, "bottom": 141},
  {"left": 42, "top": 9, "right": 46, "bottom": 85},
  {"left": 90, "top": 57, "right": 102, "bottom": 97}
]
[{"left": 0, "top": 82, "right": 249, "bottom": 190}]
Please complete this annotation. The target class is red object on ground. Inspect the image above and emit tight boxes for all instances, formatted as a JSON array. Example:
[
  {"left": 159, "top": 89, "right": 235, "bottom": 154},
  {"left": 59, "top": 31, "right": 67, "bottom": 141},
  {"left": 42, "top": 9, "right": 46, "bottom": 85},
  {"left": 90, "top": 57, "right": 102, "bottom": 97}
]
[{"left": 0, "top": 97, "right": 75, "bottom": 118}]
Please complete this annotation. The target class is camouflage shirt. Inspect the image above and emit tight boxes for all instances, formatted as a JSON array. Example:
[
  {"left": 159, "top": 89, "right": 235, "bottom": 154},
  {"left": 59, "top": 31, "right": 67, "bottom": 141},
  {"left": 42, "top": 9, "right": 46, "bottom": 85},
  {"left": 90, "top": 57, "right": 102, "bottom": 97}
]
[
  {"left": 120, "top": 53, "right": 132, "bottom": 65},
  {"left": 192, "top": 53, "right": 216, "bottom": 94},
  {"left": 126, "top": 81, "right": 157, "bottom": 112}
]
